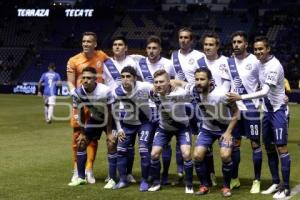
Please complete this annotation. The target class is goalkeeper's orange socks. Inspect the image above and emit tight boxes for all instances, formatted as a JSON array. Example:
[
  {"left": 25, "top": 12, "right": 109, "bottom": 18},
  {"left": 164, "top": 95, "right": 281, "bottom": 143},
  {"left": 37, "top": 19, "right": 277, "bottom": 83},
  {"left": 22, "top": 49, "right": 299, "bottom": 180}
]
[{"left": 86, "top": 139, "right": 98, "bottom": 170}]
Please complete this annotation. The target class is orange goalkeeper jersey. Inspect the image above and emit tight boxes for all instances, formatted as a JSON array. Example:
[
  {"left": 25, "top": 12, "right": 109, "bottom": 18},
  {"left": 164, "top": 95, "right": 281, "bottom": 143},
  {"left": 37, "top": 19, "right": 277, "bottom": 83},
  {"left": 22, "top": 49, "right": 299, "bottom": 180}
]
[{"left": 67, "top": 50, "right": 108, "bottom": 87}]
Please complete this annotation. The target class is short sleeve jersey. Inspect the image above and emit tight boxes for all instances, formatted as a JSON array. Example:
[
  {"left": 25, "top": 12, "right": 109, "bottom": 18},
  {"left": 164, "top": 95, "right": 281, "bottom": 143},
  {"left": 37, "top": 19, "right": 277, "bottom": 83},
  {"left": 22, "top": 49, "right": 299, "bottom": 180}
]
[
  {"left": 171, "top": 49, "right": 205, "bottom": 84},
  {"left": 39, "top": 71, "right": 61, "bottom": 96},
  {"left": 67, "top": 50, "right": 108, "bottom": 87},
  {"left": 228, "top": 54, "right": 261, "bottom": 111}
]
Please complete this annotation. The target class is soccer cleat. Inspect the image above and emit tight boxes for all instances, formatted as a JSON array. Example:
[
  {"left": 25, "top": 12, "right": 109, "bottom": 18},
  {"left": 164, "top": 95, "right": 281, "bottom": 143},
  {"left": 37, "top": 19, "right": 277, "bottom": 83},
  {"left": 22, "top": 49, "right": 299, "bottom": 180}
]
[
  {"left": 85, "top": 169, "right": 96, "bottom": 184},
  {"left": 250, "top": 180, "right": 260, "bottom": 194},
  {"left": 46, "top": 119, "right": 52, "bottom": 124},
  {"left": 148, "top": 183, "right": 161, "bottom": 192},
  {"left": 210, "top": 173, "right": 217, "bottom": 186},
  {"left": 68, "top": 177, "right": 87, "bottom": 186},
  {"left": 104, "top": 176, "right": 110, "bottom": 183},
  {"left": 230, "top": 178, "right": 240, "bottom": 189},
  {"left": 195, "top": 185, "right": 209, "bottom": 195},
  {"left": 261, "top": 184, "right": 279, "bottom": 194},
  {"left": 139, "top": 180, "right": 149, "bottom": 192},
  {"left": 272, "top": 187, "right": 290, "bottom": 199},
  {"left": 221, "top": 187, "right": 232, "bottom": 197},
  {"left": 185, "top": 185, "right": 194, "bottom": 194},
  {"left": 104, "top": 179, "right": 116, "bottom": 189},
  {"left": 112, "top": 181, "right": 128, "bottom": 189},
  {"left": 127, "top": 174, "right": 137, "bottom": 183},
  {"left": 71, "top": 169, "right": 78, "bottom": 182}
]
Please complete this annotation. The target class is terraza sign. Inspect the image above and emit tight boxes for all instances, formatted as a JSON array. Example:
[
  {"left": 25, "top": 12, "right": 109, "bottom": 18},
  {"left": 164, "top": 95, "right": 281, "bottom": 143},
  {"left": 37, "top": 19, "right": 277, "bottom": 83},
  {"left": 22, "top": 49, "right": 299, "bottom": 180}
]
[{"left": 17, "top": 9, "right": 50, "bottom": 17}]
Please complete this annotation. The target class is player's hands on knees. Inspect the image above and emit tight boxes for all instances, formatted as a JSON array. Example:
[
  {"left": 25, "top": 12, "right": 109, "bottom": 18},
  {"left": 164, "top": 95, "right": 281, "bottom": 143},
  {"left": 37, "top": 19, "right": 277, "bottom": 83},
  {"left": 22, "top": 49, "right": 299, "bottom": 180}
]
[
  {"left": 76, "top": 133, "right": 88, "bottom": 150},
  {"left": 117, "top": 129, "right": 126, "bottom": 142},
  {"left": 220, "top": 131, "right": 233, "bottom": 145}
]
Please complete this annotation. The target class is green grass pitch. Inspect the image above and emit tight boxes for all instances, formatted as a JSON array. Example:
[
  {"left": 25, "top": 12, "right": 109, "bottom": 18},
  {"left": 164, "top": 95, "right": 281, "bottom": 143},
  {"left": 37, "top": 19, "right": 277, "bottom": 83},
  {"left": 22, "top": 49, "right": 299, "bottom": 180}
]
[{"left": 0, "top": 94, "right": 299, "bottom": 200}]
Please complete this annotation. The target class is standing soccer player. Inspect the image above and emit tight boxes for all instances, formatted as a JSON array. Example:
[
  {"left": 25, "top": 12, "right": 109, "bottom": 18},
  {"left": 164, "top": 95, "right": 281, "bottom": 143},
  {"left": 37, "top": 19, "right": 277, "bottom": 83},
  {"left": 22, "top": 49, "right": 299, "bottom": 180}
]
[
  {"left": 102, "top": 36, "right": 138, "bottom": 188},
  {"left": 38, "top": 63, "right": 61, "bottom": 123},
  {"left": 197, "top": 32, "right": 232, "bottom": 186},
  {"left": 187, "top": 68, "right": 238, "bottom": 197},
  {"left": 227, "top": 36, "right": 291, "bottom": 198},
  {"left": 227, "top": 31, "right": 262, "bottom": 193},
  {"left": 68, "top": 67, "right": 113, "bottom": 186},
  {"left": 137, "top": 35, "right": 174, "bottom": 185},
  {"left": 148, "top": 69, "right": 194, "bottom": 194},
  {"left": 67, "top": 32, "right": 109, "bottom": 184},
  {"left": 112, "top": 66, "right": 154, "bottom": 191},
  {"left": 171, "top": 27, "right": 205, "bottom": 181}
]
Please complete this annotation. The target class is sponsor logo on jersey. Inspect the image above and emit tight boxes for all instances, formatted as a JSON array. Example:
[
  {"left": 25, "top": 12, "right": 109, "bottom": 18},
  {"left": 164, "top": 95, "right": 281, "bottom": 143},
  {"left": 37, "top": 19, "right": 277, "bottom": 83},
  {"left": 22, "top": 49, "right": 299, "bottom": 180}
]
[
  {"left": 188, "top": 58, "right": 195, "bottom": 65},
  {"left": 233, "top": 77, "right": 243, "bottom": 87}
]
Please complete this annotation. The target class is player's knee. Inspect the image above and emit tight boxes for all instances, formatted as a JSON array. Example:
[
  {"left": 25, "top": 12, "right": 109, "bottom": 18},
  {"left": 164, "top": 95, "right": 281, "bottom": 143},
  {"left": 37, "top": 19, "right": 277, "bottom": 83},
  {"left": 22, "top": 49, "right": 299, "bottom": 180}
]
[
  {"left": 72, "top": 130, "right": 80, "bottom": 141},
  {"left": 277, "top": 145, "right": 288, "bottom": 154},
  {"left": 193, "top": 151, "right": 205, "bottom": 162},
  {"left": 251, "top": 140, "right": 260, "bottom": 149},
  {"left": 72, "top": 131, "right": 81, "bottom": 150},
  {"left": 77, "top": 142, "right": 88, "bottom": 152},
  {"left": 181, "top": 150, "right": 191, "bottom": 161},
  {"left": 220, "top": 151, "right": 231, "bottom": 163},
  {"left": 151, "top": 151, "right": 160, "bottom": 160},
  {"left": 106, "top": 138, "right": 117, "bottom": 153}
]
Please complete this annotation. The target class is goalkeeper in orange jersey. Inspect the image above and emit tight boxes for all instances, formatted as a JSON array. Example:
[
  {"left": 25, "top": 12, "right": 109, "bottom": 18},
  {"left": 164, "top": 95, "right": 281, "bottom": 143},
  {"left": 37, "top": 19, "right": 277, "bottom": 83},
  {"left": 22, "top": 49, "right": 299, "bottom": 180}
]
[{"left": 67, "top": 32, "right": 111, "bottom": 184}]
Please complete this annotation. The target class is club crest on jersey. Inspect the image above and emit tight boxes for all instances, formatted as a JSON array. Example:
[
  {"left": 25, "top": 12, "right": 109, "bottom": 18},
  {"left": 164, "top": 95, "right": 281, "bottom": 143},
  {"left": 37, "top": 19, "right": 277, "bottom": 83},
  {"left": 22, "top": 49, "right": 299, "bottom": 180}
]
[
  {"left": 245, "top": 64, "right": 252, "bottom": 70},
  {"left": 219, "top": 64, "right": 226, "bottom": 71},
  {"left": 157, "top": 64, "right": 163, "bottom": 69},
  {"left": 96, "top": 61, "right": 102, "bottom": 68},
  {"left": 188, "top": 58, "right": 195, "bottom": 65}
]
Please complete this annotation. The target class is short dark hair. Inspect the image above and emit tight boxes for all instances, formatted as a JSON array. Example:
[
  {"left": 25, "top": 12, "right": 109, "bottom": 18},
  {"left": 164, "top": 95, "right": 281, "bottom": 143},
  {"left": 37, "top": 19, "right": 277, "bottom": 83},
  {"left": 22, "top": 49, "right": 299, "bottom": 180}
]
[
  {"left": 112, "top": 36, "right": 128, "bottom": 46},
  {"left": 153, "top": 69, "right": 169, "bottom": 79},
  {"left": 254, "top": 35, "right": 270, "bottom": 48},
  {"left": 48, "top": 62, "right": 56, "bottom": 70},
  {"left": 146, "top": 35, "right": 161, "bottom": 46},
  {"left": 231, "top": 30, "right": 248, "bottom": 42},
  {"left": 121, "top": 66, "right": 137, "bottom": 77},
  {"left": 82, "top": 32, "right": 97, "bottom": 42},
  {"left": 200, "top": 32, "right": 220, "bottom": 46},
  {"left": 82, "top": 66, "right": 97, "bottom": 74},
  {"left": 195, "top": 67, "right": 213, "bottom": 80},
  {"left": 178, "top": 27, "right": 193, "bottom": 40}
]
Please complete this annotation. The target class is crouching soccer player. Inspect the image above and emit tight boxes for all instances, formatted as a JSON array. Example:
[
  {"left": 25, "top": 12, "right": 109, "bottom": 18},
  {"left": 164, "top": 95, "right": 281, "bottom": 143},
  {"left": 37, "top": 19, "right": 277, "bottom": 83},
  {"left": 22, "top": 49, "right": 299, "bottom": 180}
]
[
  {"left": 148, "top": 69, "right": 194, "bottom": 194},
  {"left": 112, "top": 66, "right": 154, "bottom": 191},
  {"left": 188, "top": 68, "right": 238, "bottom": 197},
  {"left": 68, "top": 66, "right": 114, "bottom": 186}
]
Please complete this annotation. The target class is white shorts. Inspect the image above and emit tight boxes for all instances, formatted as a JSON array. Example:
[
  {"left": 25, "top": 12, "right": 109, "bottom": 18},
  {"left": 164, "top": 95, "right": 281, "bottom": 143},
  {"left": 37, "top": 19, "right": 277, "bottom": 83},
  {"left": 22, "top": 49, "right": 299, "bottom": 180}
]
[{"left": 43, "top": 95, "right": 56, "bottom": 105}]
